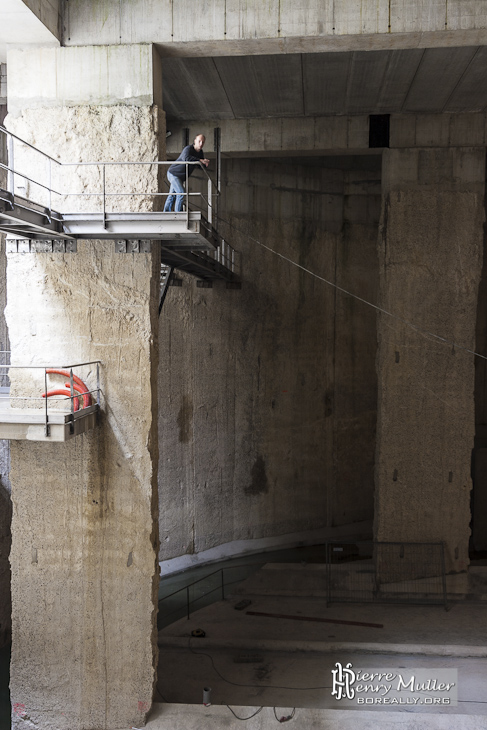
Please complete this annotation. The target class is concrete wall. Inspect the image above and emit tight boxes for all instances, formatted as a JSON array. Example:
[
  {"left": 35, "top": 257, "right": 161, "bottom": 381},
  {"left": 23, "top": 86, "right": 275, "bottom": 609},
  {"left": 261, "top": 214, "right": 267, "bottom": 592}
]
[
  {"left": 64, "top": 0, "right": 487, "bottom": 55},
  {"left": 375, "top": 147, "right": 485, "bottom": 574},
  {"left": 158, "top": 156, "right": 380, "bottom": 561}
]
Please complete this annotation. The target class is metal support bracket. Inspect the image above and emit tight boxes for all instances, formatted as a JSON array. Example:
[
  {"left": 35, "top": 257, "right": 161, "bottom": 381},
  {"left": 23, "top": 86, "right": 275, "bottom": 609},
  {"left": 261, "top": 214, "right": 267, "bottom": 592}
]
[
  {"left": 0, "top": 191, "right": 14, "bottom": 211},
  {"left": 159, "top": 264, "right": 175, "bottom": 316},
  {"left": 115, "top": 240, "right": 152, "bottom": 253},
  {"left": 196, "top": 280, "right": 213, "bottom": 288},
  {"left": 6, "top": 239, "right": 77, "bottom": 253}
]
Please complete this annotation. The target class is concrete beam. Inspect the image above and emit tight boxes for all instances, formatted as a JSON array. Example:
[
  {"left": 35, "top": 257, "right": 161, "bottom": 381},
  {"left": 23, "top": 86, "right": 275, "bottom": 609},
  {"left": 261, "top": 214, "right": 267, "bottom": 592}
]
[
  {"left": 0, "top": 0, "right": 60, "bottom": 63},
  {"left": 166, "top": 114, "right": 487, "bottom": 157},
  {"left": 64, "top": 0, "right": 487, "bottom": 55},
  {"left": 7, "top": 45, "right": 163, "bottom": 115},
  {"left": 166, "top": 116, "right": 370, "bottom": 156}
]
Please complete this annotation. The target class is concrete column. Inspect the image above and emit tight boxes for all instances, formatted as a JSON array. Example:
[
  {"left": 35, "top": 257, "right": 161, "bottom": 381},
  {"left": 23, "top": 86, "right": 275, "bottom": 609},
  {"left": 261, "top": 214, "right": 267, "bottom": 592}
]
[
  {"left": 375, "top": 147, "right": 485, "bottom": 574},
  {"left": 5, "top": 45, "right": 164, "bottom": 729},
  {"left": 0, "top": 125, "right": 11, "bottom": 650}
]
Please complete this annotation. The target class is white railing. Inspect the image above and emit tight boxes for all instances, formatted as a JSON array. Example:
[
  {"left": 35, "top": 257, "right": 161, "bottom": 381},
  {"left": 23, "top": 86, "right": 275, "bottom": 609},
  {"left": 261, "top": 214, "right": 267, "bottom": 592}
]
[{"left": 0, "top": 353, "right": 100, "bottom": 437}]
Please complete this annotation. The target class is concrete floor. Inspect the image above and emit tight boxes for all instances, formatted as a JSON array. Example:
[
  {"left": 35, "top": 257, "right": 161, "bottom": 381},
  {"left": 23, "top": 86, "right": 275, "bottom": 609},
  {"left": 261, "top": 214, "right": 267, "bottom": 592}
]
[
  {"left": 140, "top": 704, "right": 487, "bottom": 730},
  {"left": 153, "top": 564, "right": 487, "bottom": 729}
]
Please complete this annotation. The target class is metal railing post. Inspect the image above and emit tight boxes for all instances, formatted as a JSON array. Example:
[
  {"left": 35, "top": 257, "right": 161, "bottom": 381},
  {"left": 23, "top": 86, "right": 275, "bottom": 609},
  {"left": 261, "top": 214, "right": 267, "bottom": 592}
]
[
  {"left": 7, "top": 133, "right": 14, "bottom": 196},
  {"left": 69, "top": 368, "right": 75, "bottom": 434},
  {"left": 185, "top": 164, "right": 189, "bottom": 228},
  {"left": 207, "top": 177, "right": 212, "bottom": 225},
  {"left": 48, "top": 158, "right": 52, "bottom": 217},
  {"left": 214, "top": 126, "right": 221, "bottom": 234},
  {"left": 44, "top": 368, "right": 50, "bottom": 437},
  {"left": 96, "top": 362, "right": 100, "bottom": 406},
  {"left": 70, "top": 369, "right": 74, "bottom": 415}
]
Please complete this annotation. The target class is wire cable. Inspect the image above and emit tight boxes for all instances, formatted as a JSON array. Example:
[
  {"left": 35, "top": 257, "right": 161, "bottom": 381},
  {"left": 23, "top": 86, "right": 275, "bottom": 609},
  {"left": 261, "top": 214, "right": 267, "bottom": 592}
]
[
  {"left": 226, "top": 705, "right": 264, "bottom": 720},
  {"left": 217, "top": 215, "right": 487, "bottom": 362},
  {"left": 273, "top": 706, "right": 296, "bottom": 722},
  {"left": 188, "top": 637, "right": 331, "bottom": 691}
]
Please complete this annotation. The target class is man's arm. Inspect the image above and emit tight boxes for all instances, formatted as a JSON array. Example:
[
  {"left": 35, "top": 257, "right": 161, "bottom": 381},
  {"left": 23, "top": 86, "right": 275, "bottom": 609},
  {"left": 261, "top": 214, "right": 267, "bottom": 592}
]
[{"left": 181, "top": 145, "right": 209, "bottom": 168}]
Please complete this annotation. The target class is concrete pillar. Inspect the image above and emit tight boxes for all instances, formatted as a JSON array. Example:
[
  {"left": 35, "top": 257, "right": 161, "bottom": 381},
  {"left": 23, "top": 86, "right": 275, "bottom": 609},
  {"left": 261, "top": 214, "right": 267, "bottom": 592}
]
[
  {"left": 0, "top": 237, "right": 11, "bottom": 650},
  {"left": 5, "top": 45, "right": 164, "bottom": 729},
  {"left": 375, "top": 147, "right": 485, "bottom": 574}
]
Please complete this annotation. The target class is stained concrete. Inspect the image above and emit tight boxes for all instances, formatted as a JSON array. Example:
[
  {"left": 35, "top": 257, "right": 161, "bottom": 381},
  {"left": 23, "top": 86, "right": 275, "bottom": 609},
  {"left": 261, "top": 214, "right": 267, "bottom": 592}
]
[
  {"left": 166, "top": 114, "right": 487, "bottom": 158},
  {"left": 158, "top": 156, "right": 380, "bottom": 561},
  {"left": 0, "top": 180, "right": 11, "bottom": 650},
  {"left": 473, "top": 198, "right": 487, "bottom": 551},
  {"left": 375, "top": 147, "right": 486, "bottom": 573},
  {"left": 6, "top": 240, "right": 161, "bottom": 729},
  {"left": 5, "top": 46, "right": 163, "bottom": 730},
  {"left": 0, "top": 445, "right": 11, "bottom": 649},
  {"left": 7, "top": 45, "right": 163, "bottom": 115},
  {"left": 127, "top": 703, "right": 487, "bottom": 729},
  {"left": 64, "top": 0, "right": 487, "bottom": 57}
]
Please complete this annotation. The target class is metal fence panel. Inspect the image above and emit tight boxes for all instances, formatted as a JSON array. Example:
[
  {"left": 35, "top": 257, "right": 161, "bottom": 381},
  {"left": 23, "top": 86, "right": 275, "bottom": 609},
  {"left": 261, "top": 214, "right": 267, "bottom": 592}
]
[{"left": 327, "top": 541, "right": 447, "bottom": 608}]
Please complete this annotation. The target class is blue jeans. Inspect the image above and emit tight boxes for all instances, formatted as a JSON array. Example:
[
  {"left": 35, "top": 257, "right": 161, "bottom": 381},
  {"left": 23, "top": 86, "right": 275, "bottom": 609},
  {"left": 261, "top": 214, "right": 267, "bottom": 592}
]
[{"left": 164, "top": 172, "right": 185, "bottom": 212}]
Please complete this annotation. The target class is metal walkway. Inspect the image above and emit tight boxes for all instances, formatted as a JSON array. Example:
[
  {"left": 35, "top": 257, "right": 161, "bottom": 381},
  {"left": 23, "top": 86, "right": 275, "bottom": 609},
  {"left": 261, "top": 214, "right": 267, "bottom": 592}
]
[{"left": 0, "top": 126, "right": 240, "bottom": 285}]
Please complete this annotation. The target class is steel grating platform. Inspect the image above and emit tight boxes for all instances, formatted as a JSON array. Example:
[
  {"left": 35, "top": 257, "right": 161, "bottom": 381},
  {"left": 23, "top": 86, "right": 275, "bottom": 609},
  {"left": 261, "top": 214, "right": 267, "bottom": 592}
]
[
  {"left": 0, "top": 189, "right": 239, "bottom": 283},
  {"left": 0, "top": 190, "right": 220, "bottom": 247}
]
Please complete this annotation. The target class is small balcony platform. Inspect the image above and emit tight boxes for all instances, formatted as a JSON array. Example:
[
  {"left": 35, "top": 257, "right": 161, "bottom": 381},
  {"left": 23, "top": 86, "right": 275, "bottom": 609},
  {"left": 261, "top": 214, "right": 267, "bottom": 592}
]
[
  {"left": 0, "top": 126, "right": 240, "bottom": 285},
  {"left": 0, "top": 403, "right": 99, "bottom": 442}
]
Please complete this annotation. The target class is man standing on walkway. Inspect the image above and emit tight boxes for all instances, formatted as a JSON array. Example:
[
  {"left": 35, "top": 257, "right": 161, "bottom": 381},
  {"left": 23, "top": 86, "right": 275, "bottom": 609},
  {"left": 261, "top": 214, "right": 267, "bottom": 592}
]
[{"left": 163, "top": 133, "right": 210, "bottom": 212}]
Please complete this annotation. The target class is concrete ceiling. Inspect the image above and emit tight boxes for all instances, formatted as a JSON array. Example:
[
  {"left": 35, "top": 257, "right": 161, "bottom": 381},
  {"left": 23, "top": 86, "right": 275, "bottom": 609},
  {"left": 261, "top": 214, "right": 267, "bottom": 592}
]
[
  {"left": 162, "top": 46, "right": 487, "bottom": 121},
  {"left": 0, "top": 0, "right": 60, "bottom": 62}
]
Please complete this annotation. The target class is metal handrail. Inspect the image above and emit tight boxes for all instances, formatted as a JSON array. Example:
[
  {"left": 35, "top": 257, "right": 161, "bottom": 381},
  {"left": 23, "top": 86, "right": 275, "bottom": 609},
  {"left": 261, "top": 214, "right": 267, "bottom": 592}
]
[
  {"left": 158, "top": 561, "right": 266, "bottom": 622},
  {"left": 0, "top": 356, "right": 102, "bottom": 436},
  {"left": 0, "top": 125, "right": 219, "bottom": 227}
]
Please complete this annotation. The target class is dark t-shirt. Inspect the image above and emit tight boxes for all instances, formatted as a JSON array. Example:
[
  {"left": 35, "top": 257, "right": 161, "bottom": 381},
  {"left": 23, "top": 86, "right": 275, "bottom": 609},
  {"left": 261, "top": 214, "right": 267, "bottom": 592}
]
[{"left": 168, "top": 145, "right": 204, "bottom": 179}]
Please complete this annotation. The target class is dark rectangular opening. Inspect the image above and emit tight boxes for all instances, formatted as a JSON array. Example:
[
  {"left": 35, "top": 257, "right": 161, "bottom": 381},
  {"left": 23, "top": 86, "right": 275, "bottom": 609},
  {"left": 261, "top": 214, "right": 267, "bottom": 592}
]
[{"left": 369, "top": 114, "right": 390, "bottom": 148}]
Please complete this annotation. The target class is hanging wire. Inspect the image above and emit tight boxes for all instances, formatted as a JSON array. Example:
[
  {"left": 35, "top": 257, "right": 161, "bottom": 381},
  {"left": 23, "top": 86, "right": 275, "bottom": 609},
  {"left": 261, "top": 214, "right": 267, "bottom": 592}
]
[{"left": 217, "top": 215, "right": 487, "bottom": 362}]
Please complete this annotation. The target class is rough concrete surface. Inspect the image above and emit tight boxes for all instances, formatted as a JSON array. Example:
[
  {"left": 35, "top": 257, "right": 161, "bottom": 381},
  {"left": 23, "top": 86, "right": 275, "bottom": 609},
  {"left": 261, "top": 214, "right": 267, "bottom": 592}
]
[
  {"left": 0, "top": 442, "right": 11, "bottom": 649},
  {"left": 134, "top": 703, "right": 487, "bottom": 730},
  {"left": 375, "top": 147, "right": 486, "bottom": 573},
  {"left": 6, "top": 103, "right": 165, "bottom": 214},
  {"left": 5, "top": 102, "right": 162, "bottom": 729},
  {"left": 158, "top": 157, "right": 380, "bottom": 561},
  {"left": 0, "top": 231, "right": 11, "bottom": 649}
]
